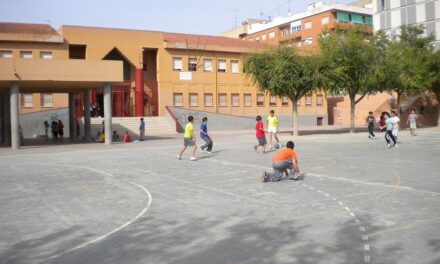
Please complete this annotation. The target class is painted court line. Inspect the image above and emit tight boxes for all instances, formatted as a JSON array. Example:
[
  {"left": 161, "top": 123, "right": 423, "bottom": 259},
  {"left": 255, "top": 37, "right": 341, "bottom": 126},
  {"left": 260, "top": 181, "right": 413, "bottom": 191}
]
[{"left": 39, "top": 165, "right": 153, "bottom": 263}]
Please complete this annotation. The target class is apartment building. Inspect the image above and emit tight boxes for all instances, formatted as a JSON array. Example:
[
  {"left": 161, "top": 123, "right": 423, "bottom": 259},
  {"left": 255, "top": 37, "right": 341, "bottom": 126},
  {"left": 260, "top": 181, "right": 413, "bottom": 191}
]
[
  {"left": 243, "top": 2, "right": 373, "bottom": 49},
  {"left": 372, "top": 0, "right": 440, "bottom": 49}
]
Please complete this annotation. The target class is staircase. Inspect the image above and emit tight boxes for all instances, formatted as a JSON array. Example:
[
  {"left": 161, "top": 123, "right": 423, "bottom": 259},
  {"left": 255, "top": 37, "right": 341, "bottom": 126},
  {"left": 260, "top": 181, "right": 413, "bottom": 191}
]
[{"left": 88, "top": 115, "right": 176, "bottom": 139}]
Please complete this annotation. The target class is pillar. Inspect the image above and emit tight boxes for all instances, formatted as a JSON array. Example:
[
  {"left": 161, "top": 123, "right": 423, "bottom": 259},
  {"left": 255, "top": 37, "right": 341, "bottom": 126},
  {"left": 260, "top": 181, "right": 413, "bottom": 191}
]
[
  {"left": 83, "top": 89, "right": 91, "bottom": 141},
  {"left": 3, "top": 90, "right": 11, "bottom": 146},
  {"left": 10, "top": 82, "right": 19, "bottom": 150},
  {"left": 68, "top": 92, "right": 75, "bottom": 140},
  {"left": 103, "top": 83, "right": 112, "bottom": 145},
  {"left": 135, "top": 68, "right": 144, "bottom": 116}
]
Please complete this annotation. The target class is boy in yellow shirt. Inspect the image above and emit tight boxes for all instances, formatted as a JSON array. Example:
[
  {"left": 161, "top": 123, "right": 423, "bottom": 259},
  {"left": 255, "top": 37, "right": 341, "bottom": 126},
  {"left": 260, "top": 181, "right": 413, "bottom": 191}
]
[
  {"left": 178, "top": 115, "right": 197, "bottom": 161},
  {"left": 266, "top": 110, "right": 280, "bottom": 149}
]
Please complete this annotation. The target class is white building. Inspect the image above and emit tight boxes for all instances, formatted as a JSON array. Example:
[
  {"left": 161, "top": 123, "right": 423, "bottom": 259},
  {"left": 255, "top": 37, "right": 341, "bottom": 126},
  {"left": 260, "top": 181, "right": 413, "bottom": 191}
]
[{"left": 372, "top": 0, "right": 440, "bottom": 49}]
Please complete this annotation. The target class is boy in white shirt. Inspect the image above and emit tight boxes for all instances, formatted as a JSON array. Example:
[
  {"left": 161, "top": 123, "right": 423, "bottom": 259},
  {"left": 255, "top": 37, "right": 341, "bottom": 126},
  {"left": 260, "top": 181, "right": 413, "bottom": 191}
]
[
  {"left": 266, "top": 110, "right": 280, "bottom": 149},
  {"left": 390, "top": 111, "right": 400, "bottom": 146}
]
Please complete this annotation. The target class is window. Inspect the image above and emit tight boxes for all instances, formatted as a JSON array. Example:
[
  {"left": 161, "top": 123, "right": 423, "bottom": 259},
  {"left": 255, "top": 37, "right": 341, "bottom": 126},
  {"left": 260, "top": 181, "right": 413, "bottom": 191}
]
[
  {"left": 173, "top": 93, "right": 183, "bottom": 107},
  {"left": 305, "top": 95, "right": 312, "bottom": 105},
  {"left": 291, "top": 25, "right": 301, "bottom": 32},
  {"left": 336, "top": 12, "right": 350, "bottom": 23},
  {"left": 316, "top": 94, "right": 323, "bottom": 106},
  {"left": 218, "top": 93, "right": 227, "bottom": 107},
  {"left": 172, "top": 57, "right": 182, "bottom": 71},
  {"left": 189, "top": 93, "right": 198, "bottom": 107},
  {"left": 321, "top": 16, "right": 329, "bottom": 25},
  {"left": 203, "top": 59, "right": 212, "bottom": 72},
  {"left": 257, "top": 94, "right": 265, "bottom": 106},
  {"left": 40, "top": 51, "right": 52, "bottom": 59},
  {"left": 217, "top": 59, "right": 226, "bottom": 72},
  {"left": 304, "top": 37, "right": 313, "bottom": 45},
  {"left": 40, "top": 93, "right": 53, "bottom": 107},
  {"left": 281, "top": 26, "right": 290, "bottom": 36},
  {"left": 69, "top": 45, "right": 86, "bottom": 59},
  {"left": 269, "top": 32, "right": 275, "bottom": 39},
  {"left": 231, "top": 60, "right": 239, "bottom": 73},
  {"left": 282, "top": 97, "right": 289, "bottom": 106},
  {"left": 20, "top": 51, "right": 32, "bottom": 59},
  {"left": 0, "top": 50, "right": 12, "bottom": 58},
  {"left": 304, "top": 21, "right": 312, "bottom": 29},
  {"left": 262, "top": 34, "right": 267, "bottom": 41},
  {"left": 204, "top": 93, "right": 213, "bottom": 107},
  {"left": 269, "top": 95, "right": 277, "bottom": 106},
  {"left": 255, "top": 36, "right": 260, "bottom": 42},
  {"left": 21, "top": 93, "right": 33, "bottom": 107},
  {"left": 231, "top": 94, "right": 239, "bottom": 107},
  {"left": 351, "top": 14, "right": 364, "bottom": 24},
  {"left": 244, "top": 94, "right": 252, "bottom": 107},
  {"left": 188, "top": 58, "right": 197, "bottom": 71}
]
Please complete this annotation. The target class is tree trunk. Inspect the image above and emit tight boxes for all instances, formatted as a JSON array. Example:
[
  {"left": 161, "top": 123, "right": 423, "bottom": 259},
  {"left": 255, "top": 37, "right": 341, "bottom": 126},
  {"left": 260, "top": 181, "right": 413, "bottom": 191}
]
[
  {"left": 291, "top": 99, "right": 299, "bottom": 136},
  {"left": 350, "top": 95, "right": 356, "bottom": 133},
  {"left": 396, "top": 91, "right": 402, "bottom": 114}
]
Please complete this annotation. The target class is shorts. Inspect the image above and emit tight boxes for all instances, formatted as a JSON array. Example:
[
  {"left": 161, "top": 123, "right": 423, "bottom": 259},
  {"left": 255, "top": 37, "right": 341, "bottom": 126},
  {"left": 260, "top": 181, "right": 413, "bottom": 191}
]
[
  {"left": 268, "top": 127, "right": 278, "bottom": 133},
  {"left": 257, "top": 136, "right": 267, "bottom": 145},
  {"left": 184, "top": 138, "right": 195, "bottom": 147},
  {"left": 409, "top": 122, "right": 416, "bottom": 129}
]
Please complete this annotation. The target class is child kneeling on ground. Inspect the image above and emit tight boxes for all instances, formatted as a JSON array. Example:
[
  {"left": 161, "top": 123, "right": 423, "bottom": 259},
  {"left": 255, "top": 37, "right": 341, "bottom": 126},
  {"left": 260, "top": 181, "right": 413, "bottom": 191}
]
[{"left": 261, "top": 141, "right": 301, "bottom": 182}]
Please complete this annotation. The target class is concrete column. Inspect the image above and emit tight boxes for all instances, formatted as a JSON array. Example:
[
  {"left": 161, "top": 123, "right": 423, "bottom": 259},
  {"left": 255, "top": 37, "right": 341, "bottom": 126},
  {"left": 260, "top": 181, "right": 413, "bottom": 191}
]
[
  {"left": 3, "top": 91, "right": 11, "bottom": 146},
  {"left": 68, "top": 92, "right": 75, "bottom": 140},
  {"left": 103, "top": 83, "right": 112, "bottom": 145},
  {"left": 83, "top": 90, "right": 91, "bottom": 141},
  {"left": 134, "top": 68, "right": 144, "bottom": 116},
  {"left": 10, "top": 82, "right": 19, "bottom": 150}
]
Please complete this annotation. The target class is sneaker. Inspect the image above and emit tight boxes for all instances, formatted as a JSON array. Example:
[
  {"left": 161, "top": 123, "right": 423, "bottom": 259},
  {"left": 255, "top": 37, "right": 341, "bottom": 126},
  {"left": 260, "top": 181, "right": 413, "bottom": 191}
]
[
  {"left": 199, "top": 146, "right": 203, "bottom": 152},
  {"left": 394, "top": 144, "right": 399, "bottom": 148},
  {"left": 177, "top": 155, "right": 182, "bottom": 160},
  {"left": 268, "top": 145, "right": 272, "bottom": 149},
  {"left": 190, "top": 156, "right": 197, "bottom": 161},
  {"left": 253, "top": 146, "right": 257, "bottom": 152},
  {"left": 386, "top": 144, "right": 391, "bottom": 149},
  {"left": 205, "top": 151, "right": 211, "bottom": 154},
  {"left": 260, "top": 172, "right": 267, "bottom": 183}
]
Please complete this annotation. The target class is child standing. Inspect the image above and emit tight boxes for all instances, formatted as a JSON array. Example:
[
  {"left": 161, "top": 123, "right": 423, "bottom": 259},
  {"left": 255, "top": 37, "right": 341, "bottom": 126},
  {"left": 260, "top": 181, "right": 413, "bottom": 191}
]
[
  {"left": 139, "top": 117, "right": 145, "bottom": 141},
  {"left": 253, "top": 115, "right": 267, "bottom": 154},
  {"left": 266, "top": 110, "right": 280, "bottom": 149},
  {"left": 380, "top": 112, "right": 396, "bottom": 148},
  {"left": 199, "top": 117, "right": 213, "bottom": 154},
  {"left": 407, "top": 109, "right": 417, "bottom": 136},
  {"left": 178, "top": 115, "right": 197, "bottom": 161},
  {"left": 261, "top": 141, "right": 301, "bottom": 182},
  {"left": 365, "top": 111, "right": 376, "bottom": 139}
]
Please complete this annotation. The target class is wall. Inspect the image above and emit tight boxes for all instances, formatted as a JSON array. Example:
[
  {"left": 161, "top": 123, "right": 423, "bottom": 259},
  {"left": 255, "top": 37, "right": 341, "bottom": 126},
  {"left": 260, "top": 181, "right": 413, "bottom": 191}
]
[{"left": 19, "top": 107, "right": 69, "bottom": 138}]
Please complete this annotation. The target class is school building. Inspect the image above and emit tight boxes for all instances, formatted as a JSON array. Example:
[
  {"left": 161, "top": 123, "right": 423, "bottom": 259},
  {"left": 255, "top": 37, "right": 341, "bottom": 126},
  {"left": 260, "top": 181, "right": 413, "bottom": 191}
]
[{"left": 0, "top": 22, "right": 330, "bottom": 149}]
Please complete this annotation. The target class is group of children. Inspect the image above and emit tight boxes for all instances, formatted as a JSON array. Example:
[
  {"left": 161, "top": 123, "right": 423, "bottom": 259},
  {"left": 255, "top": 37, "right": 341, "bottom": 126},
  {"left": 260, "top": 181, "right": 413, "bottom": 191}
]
[{"left": 177, "top": 116, "right": 213, "bottom": 161}]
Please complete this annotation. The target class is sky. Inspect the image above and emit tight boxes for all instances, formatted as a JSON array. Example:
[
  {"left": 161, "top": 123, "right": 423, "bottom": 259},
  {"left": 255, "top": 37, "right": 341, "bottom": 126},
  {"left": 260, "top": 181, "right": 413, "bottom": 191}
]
[{"left": 0, "top": 0, "right": 353, "bottom": 35}]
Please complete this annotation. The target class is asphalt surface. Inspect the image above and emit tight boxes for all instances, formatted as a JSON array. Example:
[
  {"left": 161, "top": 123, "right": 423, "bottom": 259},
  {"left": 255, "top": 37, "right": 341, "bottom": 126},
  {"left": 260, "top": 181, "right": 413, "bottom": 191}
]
[{"left": 0, "top": 128, "right": 439, "bottom": 264}]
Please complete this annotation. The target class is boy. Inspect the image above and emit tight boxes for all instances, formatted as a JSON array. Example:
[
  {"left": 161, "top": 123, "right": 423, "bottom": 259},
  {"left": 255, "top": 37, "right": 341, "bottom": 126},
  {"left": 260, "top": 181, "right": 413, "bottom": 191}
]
[
  {"left": 139, "top": 117, "right": 145, "bottom": 141},
  {"left": 380, "top": 112, "right": 396, "bottom": 148},
  {"left": 199, "top": 117, "right": 213, "bottom": 154},
  {"left": 261, "top": 141, "right": 301, "bottom": 182},
  {"left": 266, "top": 110, "right": 280, "bottom": 149},
  {"left": 365, "top": 111, "right": 376, "bottom": 139},
  {"left": 178, "top": 115, "right": 197, "bottom": 161},
  {"left": 253, "top": 115, "right": 267, "bottom": 153},
  {"left": 390, "top": 110, "right": 400, "bottom": 145}
]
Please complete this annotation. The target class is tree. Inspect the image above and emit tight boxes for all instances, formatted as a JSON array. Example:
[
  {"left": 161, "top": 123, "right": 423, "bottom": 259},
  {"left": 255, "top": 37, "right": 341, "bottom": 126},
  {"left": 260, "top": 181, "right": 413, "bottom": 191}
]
[
  {"left": 428, "top": 50, "right": 440, "bottom": 126},
  {"left": 377, "top": 25, "right": 435, "bottom": 110},
  {"left": 319, "top": 26, "right": 386, "bottom": 133},
  {"left": 244, "top": 47, "right": 323, "bottom": 136}
]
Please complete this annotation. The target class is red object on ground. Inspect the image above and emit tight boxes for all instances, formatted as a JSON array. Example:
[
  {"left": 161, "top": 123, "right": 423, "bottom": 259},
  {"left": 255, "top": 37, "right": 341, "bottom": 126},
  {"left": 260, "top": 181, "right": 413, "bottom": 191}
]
[
  {"left": 135, "top": 68, "right": 144, "bottom": 116},
  {"left": 123, "top": 133, "right": 131, "bottom": 143}
]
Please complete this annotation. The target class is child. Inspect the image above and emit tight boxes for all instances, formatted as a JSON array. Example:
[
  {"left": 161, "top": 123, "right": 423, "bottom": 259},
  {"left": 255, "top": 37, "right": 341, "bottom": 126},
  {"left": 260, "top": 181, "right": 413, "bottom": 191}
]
[
  {"left": 199, "top": 117, "right": 213, "bottom": 154},
  {"left": 266, "top": 110, "right": 280, "bottom": 149},
  {"left": 178, "top": 115, "right": 197, "bottom": 161},
  {"left": 112, "top": 130, "right": 120, "bottom": 141},
  {"left": 380, "top": 112, "right": 396, "bottom": 149},
  {"left": 123, "top": 131, "right": 131, "bottom": 143},
  {"left": 58, "top": 120, "right": 64, "bottom": 141},
  {"left": 139, "top": 117, "right": 145, "bottom": 141},
  {"left": 390, "top": 110, "right": 400, "bottom": 145},
  {"left": 261, "top": 141, "right": 301, "bottom": 182},
  {"left": 407, "top": 109, "right": 417, "bottom": 136},
  {"left": 253, "top": 115, "right": 267, "bottom": 153},
  {"left": 365, "top": 111, "right": 376, "bottom": 139}
]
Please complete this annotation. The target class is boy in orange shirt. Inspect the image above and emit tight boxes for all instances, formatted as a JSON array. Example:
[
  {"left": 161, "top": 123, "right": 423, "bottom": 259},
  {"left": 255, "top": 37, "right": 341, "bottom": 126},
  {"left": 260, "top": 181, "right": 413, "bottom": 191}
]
[{"left": 261, "top": 141, "right": 301, "bottom": 182}]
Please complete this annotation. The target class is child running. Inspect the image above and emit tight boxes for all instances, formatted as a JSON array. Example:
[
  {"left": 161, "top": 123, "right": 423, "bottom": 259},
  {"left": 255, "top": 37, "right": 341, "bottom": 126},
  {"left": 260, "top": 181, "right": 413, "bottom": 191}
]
[
  {"left": 266, "top": 110, "right": 280, "bottom": 149},
  {"left": 178, "top": 115, "right": 197, "bottom": 161},
  {"left": 253, "top": 115, "right": 267, "bottom": 153},
  {"left": 365, "top": 111, "right": 376, "bottom": 139},
  {"left": 199, "top": 117, "right": 213, "bottom": 154},
  {"left": 380, "top": 112, "right": 397, "bottom": 149},
  {"left": 261, "top": 141, "right": 301, "bottom": 182},
  {"left": 390, "top": 110, "right": 400, "bottom": 146}
]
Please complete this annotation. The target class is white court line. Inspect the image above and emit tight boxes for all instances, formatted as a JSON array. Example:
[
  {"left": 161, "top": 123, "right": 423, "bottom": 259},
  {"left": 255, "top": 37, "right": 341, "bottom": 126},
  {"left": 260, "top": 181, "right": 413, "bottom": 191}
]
[{"left": 39, "top": 165, "right": 153, "bottom": 263}]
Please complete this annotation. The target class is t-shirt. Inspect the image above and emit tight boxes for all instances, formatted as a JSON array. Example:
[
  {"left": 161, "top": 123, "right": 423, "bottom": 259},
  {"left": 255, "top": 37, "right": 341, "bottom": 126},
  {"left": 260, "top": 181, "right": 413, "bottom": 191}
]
[
  {"left": 200, "top": 123, "right": 208, "bottom": 139},
  {"left": 267, "top": 115, "right": 278, "bottom": 128},
  {"left": 366, "top": 116, "right": 375, "bottom": 127},
  {"left": 391, "top": 116, "right": 400, "bottom": 130},
  {"left": 408, "top": 113, "right": 417, "bottom": 123},
  {"left": 256, "top": 121, "right": 265, "bottom": 138},
  {"left": 385, "top": 118, "right": 394, "bottom": 131},
  {"left": 272, "top": 148, "right": 298, "bottom": 163},
  {"left": 184, "top": 122, "right": 194, "bottom": 138},
  {"left": 139, "top": 120, "right": 145, "bottom": 130}
]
